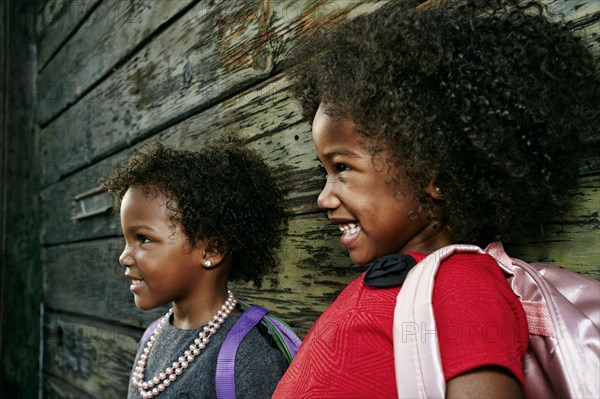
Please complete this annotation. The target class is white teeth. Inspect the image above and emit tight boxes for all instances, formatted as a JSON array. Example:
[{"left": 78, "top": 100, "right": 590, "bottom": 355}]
[
  {"left": 131, "top": 279, "right": 144, "bottom": 285},
  {"left": 338, "top": 223, "right": 361, "bottom": 236}
]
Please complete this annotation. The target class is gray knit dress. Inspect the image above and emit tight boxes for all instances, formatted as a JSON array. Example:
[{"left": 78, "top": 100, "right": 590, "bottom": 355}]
[{"left": 127, "top": 312, "right": 289, "bottom": 399}]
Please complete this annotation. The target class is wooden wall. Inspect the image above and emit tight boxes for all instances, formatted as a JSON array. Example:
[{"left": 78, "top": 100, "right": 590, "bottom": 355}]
[
  {"left": 1, "top": 0, "right": 42, "bottom": 397},
  {"left": 1, "top": 0, "right": 596, "bottom": 397}
]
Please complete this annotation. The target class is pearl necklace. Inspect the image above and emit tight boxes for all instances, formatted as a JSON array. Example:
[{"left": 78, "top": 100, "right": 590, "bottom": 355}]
[{"left": 131, "top": 291, "right": 237, "bottom": 398}]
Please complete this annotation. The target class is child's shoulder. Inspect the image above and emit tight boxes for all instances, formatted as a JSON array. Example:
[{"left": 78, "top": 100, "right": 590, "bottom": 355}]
[
  {"left": 433, "top": 251, "right": 521, "bottom": 310},
  {"left": 233, "top": 317, "right": 290, "bottom": 396},
  {"left": 437, "top": 252, "right": 506, "bottom": 283}
]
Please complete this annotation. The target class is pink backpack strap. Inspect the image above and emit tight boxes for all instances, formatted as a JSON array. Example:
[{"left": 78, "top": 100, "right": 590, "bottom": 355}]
[
  {"left": 393, "top": 242, "right": 600, "bottom": 399},
  {"left": 393, "top": 244, "right": 482, "bottom": 398},
  {"left": 487, "top": 242, "right": 600, "bottom": 398}
]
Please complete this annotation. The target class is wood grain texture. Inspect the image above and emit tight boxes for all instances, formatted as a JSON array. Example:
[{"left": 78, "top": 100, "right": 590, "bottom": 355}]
[
  {"left": 38, "top": 0, "right": 385, "bottom": 182},
  {"left": 39, "top": 74, "right": 318, "bottom": 244},
  {"left": 43, "top": 238, "right": 169, "bottom": 327},
  {"left": 1, "top": 0, "right": 41, "bottom": 396},
  {"left": 43, "top": 312, "right": 140, "bottom": 398},
  {"left": 36, "top": 0, "right": 196, "bottom": 124},
  {"left": 36, "top": 0, "right": 102, "bottom": 70},
  {"left": 43, "top": 375, "right": 96, "bottom": 399}
]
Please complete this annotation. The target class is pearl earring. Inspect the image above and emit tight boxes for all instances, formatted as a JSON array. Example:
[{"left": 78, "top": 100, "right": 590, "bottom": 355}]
[
  {"left": 434, "top": 186, "right": 442, "bottom": 194},
  {"left": 202, "top": 259, "right": 212, "bottom": 268}
]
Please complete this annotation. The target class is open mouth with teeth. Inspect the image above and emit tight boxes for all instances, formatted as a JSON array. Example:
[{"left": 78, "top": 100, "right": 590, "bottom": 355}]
[
  {"left": 339, "top": 223, "right": 361, "bottom": 236},
  {"left": 131, "top": 279, "right": 145, "bottom": 286}
]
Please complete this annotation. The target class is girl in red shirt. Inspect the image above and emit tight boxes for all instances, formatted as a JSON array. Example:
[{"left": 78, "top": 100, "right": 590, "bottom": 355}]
[{"left": 273, "top": 0, "right": 598, "bottom": 397}]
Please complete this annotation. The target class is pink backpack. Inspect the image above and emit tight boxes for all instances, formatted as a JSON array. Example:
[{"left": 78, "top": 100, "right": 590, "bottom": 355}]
[{"left": 394, "top": 242, "right": 600, "bottom": 398}]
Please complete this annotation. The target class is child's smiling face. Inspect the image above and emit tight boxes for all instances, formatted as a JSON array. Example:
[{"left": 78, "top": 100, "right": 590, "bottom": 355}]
[
  {"left": 119, "top": 185, "right": 206, "bottom": 310},
  {"left": 312, "top": 104, "right": 451, "bottom": 264}
]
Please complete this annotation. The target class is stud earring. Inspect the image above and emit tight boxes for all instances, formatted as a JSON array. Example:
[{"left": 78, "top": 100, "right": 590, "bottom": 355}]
[
  {"left": 202, "top": 259, "right": 212, "bottom": 269},
  {"left": 434, "top": 186, "right": 442, "bottom": 194}
]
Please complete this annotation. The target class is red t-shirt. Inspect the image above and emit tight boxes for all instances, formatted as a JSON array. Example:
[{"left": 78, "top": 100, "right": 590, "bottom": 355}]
[{"left": 273, "top": 252, "right": 529, "bottom": 399}]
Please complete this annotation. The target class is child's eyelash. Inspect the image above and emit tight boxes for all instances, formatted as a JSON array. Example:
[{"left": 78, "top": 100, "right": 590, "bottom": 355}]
[
  {"left": 334, "top": 163, "right": 350, "bottom": 172},
  {"left": 137, "top": 235, "right": 151, "bottom": 243}
]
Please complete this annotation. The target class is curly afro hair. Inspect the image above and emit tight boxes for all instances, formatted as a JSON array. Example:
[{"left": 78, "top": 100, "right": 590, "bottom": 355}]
[
  {"left": 285, "top": 0, "right": 599, "bottom": 246},
  {"left": 99, "top": 139, "right": 288, "bottom": 287}
]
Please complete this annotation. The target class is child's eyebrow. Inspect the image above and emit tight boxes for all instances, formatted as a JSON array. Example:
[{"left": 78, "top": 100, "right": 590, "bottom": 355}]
[
  {"left": 321, "top": 149, "right": 364, "bottom": 159},
  {"left": 126, "top": 225, "right": 156, "bottom": 233}
]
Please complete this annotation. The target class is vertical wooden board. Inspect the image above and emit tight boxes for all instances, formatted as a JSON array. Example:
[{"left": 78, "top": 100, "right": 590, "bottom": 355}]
[
  {"left": 43, "top": 375, "right": 95, "bottom": 399},
  {"left": 36, "top": 0, "right": 196, "bottom": 124},
  {"left": 1, "top": 0, "right": 40, "bottom": 396},
  {"left": 43, "top": 238, "right": 168, "bottom": 327},
  {"left": 43, "top": 312, "right": 140, "bottom": 398},
  {"left": 37, "top": 0, "right": 101, "bottom": 70},
  {"left": 39, "top": 0, "right": 387, "bottom": 182}
]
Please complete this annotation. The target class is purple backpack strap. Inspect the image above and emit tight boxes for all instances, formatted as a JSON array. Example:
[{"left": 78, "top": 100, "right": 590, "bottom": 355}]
[
  {"left": 262, "top": 314, "right": 302, "bottom": 358},
  {"left": 140, "top": 317, "right": 163, "bottom": 347},
  {"left": 216, "top": 306, "right": 269, "bottom": 399}
]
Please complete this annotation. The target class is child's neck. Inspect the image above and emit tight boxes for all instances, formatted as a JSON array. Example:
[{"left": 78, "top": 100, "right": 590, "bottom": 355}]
[
  {"left": 171, "top": 287, "right": 232, "bottom": 330},
  {"left": 403, "top": 224, "right": 454, "bottom": 255}
]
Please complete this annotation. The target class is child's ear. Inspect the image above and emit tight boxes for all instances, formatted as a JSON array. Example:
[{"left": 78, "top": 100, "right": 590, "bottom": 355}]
[
  {"left": 424, "top": 177, "right": 445, "bottom": 201},
  {"left": 198, "top": 240, "right": 226, "bottom": 269}
]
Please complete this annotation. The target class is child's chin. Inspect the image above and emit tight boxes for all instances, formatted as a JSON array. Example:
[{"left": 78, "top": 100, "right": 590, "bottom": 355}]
[
  {"left": 134, "top": 300, "right": 155, "bottom": 311},
  {"left": 349, "top": 252, "right": 375, "bottom": 266}
]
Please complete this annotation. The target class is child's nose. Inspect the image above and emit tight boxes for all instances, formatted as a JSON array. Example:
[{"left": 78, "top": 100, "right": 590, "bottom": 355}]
[
  {"left": 119, "top": 244, "right": 135, "bottom": 267},
  {"left": 317, "top": 179, "right": 341, "bottom": 210}
]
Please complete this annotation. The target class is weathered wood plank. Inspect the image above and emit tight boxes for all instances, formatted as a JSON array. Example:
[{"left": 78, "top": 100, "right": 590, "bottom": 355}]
[
  {"left": 38, "top": 144, "right": 600, "bottom": 268},
  {"left": 505, "top": 224, "right": 600, "bottom": 278},
  {"left": 43, "top": 312, "right": 139, "bottom": 398},
  {"left": 36, "top": 0, "right": 196, "bottom": 124},
  {"left": 234, "top": 213, "right": 361, "bottom": 336},
  {"left": 39, "top": 75, "right": 320, "bottom": 244},
  {"left": 39, "top": 70, "right": 600, "bottom": 244},
  {"left": 36, "top": 0, "right": 101, "bottom": 70},
  {"left": 43, "top": 238, "right": 169, "bottom": 328},
  {"left": 43, "top": 214, "right": 349, "bottom": 332},
  {"left": 43, "top": 374, "right": 95, "bottom": 399},
  {"left": 38, "top": 0, "right": 387, "bottom": 182}
]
